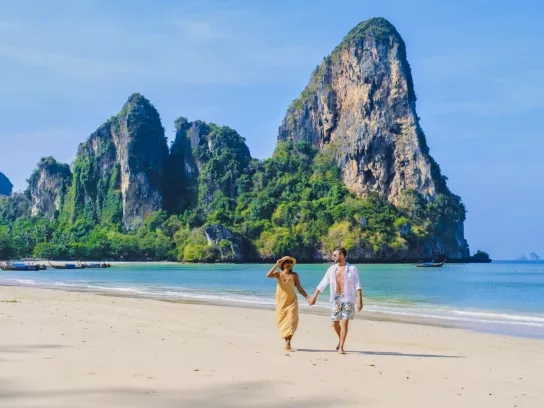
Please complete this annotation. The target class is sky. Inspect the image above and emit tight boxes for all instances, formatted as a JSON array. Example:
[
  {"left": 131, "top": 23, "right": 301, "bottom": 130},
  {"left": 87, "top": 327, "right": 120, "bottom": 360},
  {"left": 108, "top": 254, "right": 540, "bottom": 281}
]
[{"left": 0, "top": 0, "right": 542, "bottom": 260}]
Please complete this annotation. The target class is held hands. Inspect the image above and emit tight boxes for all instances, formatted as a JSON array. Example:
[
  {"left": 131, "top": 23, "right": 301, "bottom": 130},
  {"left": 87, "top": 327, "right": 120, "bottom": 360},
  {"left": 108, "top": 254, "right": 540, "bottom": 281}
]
[{"left": 307, "top": 296, "right": 317, "bottom": 306}]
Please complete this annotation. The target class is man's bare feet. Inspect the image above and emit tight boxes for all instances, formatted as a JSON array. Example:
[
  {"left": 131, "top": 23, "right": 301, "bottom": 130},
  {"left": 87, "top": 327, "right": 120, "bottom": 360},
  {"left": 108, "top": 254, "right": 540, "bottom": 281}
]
[
  {"left": 338, "top": 349, "right": 346, "bottom": 355},
  {"left": 336, "top": 343, "right": 340, "bottom": 351}
]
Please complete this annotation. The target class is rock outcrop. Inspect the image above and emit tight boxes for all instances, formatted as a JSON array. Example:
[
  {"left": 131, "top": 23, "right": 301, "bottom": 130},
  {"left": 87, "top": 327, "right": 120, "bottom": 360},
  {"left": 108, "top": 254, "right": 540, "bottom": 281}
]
[
  {"left": 203, "top": 224, "right": 244, "bottom": 262},
  {"left": 27, "top": 157, "right": 72, "bottom": 220},
  {"left": 72, "top": 93, "right": 169, "bottom": 228},
  {"left": 0, "top": 18, "right": 475, "bottom": 262},
  {"left": 171, "top": 119, "right": 252, "bottom": 209},
  {"left": 161, "top": 118, "right": 199, "bottom": 214},
  {"left": 0, "top": 172, "right": 13, "bottom": 197},
  {"left": 529, "top": 252, "right": 541, "bottom": 261},
  {"left": 278, "top": 17, "right": 469, "bottom": 258}
]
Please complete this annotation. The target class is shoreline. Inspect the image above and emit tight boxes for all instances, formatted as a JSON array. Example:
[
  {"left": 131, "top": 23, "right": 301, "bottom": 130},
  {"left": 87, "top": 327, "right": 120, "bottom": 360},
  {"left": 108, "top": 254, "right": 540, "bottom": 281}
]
[
  {"left": 1, "top": 285, "right": 543, "bottom": 407},
  {"left": 2, "top": 281, "right": 543, "bottom": 340},
  {"left": 10, "top": 258, "right": 496, "bottom": 265}
]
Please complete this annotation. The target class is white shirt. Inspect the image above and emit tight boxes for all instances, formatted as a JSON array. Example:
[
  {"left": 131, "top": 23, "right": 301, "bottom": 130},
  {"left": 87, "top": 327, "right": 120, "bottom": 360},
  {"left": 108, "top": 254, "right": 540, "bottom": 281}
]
[{"left": 316, "top": 262, "right": 362, "bottom": 303}]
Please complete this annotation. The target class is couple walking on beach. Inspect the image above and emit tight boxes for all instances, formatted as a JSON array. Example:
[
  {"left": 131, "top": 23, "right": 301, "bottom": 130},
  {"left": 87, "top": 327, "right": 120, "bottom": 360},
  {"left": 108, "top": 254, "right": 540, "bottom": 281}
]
[{"left": 266, "top": 247, "right": 363, "bottom": 354}]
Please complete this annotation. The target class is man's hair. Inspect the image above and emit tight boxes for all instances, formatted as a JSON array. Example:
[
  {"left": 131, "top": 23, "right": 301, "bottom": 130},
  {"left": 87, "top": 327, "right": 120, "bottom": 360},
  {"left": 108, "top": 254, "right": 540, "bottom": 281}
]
[{"left": 334, "top": 247, "right": 347, "bottom": 257}]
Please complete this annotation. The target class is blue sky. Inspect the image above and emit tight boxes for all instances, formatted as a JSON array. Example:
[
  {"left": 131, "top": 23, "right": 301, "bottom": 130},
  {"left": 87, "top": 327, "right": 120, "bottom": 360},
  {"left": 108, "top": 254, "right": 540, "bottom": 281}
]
[{"left": 0, "top": 0, "right": 542, "bottom": 259}]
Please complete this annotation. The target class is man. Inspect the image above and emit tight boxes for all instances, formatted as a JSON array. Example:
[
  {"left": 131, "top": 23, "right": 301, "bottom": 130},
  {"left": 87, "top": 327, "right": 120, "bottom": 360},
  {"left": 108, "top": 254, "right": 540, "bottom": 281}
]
[{"left": 309, "top": 247, "right": 363, "bottom": 354}]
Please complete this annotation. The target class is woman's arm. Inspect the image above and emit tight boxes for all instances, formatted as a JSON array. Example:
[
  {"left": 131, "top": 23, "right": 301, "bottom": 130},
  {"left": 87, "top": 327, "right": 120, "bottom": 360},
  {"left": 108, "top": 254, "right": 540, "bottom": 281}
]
[
  {"left": 294, "top": 273, "right": 310, "bottom": 301},
  {"left": 266, "top": 261, "right": 281, "bottom": 278}
]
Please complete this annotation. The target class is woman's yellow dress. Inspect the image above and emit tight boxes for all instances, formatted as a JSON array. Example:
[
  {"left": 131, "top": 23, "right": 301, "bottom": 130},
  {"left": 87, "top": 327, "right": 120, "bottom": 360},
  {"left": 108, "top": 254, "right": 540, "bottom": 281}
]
[{"left": 275, "top": 276, "right": 299, "bottom": 338}]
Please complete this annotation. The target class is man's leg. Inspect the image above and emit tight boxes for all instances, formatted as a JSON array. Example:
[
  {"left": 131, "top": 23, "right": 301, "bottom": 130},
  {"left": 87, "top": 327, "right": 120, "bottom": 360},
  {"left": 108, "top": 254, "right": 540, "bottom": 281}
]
[
  {"left": 338, "top": 301, "right": 354, "bottom": 354},
  {"left": 338, "top": 319, "right": 349, "bottom": 354},
  {"left": 331, "top": 295, "right": 342, "bottom": 350},
  {"left": 332, "top": 321, "right": 341, "bottom": 350}
]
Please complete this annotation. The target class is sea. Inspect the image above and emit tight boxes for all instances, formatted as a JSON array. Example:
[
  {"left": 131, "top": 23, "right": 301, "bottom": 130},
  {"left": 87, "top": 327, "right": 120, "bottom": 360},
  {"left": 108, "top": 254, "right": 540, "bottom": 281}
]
[{"left": 1, "top": 261, "right": 543, "bottom": 339}]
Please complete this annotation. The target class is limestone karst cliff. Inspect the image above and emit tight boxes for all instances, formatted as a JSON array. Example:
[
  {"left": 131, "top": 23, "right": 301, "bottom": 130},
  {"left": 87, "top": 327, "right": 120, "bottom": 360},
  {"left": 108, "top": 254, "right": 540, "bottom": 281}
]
[
  {"left": 71, "top": 93, "right": 169, "bottom": 229},
  {"left": 27, "top": 157, "right": 72, "bottom": 220},
  {"left": 0, "top": 18, "right": 475, "bottom": 262},
  {"left": 278, "top": 17, "right": 469, "bottom": 258}
]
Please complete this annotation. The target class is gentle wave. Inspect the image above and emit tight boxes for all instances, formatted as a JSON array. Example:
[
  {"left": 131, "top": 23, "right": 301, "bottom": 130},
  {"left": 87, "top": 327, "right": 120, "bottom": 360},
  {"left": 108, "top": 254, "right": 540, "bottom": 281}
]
[
  {"left": 14, "top": 279, "right": 37, "bottom": 285},
  {"left": 53, "top": 282, "right": 279, "bottom": 306},
  {"left": 3, "top": 277, "right": 544, "bottom": 330},
  {"left": 53, "top": 281, "right": 544, "bottom": 328},
  {"left": 450, "top": 309, "right": 544, "bottom": 324},
  {"left": 365, "top": 307, "right": 544, "bottom": 328}
]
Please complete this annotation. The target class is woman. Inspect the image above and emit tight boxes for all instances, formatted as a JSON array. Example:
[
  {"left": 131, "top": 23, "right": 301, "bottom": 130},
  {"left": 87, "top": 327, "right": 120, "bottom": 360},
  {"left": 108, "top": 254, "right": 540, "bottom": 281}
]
[{"left": 266, "top": 256, "right": 310, "bottom": 350}]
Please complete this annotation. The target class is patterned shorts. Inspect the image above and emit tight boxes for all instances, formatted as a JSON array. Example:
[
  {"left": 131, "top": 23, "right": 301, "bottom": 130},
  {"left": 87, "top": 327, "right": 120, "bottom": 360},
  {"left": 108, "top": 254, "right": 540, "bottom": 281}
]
[{"left": 331, "top": 294, "right": 355, "bottom": 321}]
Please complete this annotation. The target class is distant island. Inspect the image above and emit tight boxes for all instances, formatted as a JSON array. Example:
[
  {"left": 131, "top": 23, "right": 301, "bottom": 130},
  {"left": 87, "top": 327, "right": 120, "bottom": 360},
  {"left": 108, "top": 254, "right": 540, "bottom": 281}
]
[
  {"left": 517, "top": 253, "right": 541, "bottom": 261},
  {"left": 0, "top": 17, "right": 490, "bottom": 264}
]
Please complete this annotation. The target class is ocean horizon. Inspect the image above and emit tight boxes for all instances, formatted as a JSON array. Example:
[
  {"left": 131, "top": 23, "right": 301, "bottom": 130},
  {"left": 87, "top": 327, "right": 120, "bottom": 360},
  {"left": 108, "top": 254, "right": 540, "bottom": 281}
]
[{"left": 2, "top": 261, "right": 543, "bottom": 339}]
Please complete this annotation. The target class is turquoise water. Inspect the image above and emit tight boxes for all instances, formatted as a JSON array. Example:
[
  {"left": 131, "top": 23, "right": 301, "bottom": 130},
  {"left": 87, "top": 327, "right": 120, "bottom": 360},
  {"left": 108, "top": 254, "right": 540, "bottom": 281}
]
[{"left": 1, "top": 261, "right": 544, "bottom": 338}]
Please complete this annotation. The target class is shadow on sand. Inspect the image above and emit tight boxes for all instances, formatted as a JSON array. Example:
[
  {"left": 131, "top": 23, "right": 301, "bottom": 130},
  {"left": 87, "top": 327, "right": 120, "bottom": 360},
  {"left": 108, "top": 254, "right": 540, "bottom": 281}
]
[
  {"left": 0, "top": 379, "right": 349, "bottom": 408},
  {"left": 295, "top": 348, "right": 464, "bottom": 358}
]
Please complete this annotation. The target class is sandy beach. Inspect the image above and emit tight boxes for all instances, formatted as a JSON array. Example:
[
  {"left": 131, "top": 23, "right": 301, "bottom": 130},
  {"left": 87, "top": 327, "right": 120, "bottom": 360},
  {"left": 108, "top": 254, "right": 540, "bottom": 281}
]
[{"left": 1, "top": 286, "right": 543, "bottom": 407}]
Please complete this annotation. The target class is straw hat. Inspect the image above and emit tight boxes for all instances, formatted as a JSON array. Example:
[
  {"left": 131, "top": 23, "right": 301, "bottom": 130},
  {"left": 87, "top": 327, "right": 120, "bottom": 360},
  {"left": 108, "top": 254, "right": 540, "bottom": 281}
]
[{"left": 279, "top": 256, "right": 297, "bottom": 267}]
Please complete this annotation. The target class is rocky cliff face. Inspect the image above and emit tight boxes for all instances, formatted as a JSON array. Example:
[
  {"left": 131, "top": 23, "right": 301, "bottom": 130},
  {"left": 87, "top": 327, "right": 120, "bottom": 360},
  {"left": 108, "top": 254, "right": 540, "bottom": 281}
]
[
  {"left": 27, "top": 157, "right": 72, "bottom": 220},
  {"left": 174, "top": 119, "right": 252, "bottom": 208},
  {"left": 203, "top": 224, "right": 244, "bottom": 262},
  {"left": 279, "top": 18, "right": 440, "bottom": 203},
  {"left": 162, "top": 118, "right": 199, "bottom": 214},
  {"left": 278, "top": 17, "right": 469, "bottom": 258},
  {"left": 72, "top": 93, "right": 169, "bottom": 229},
  {"left": 0, "top": 172, "right": 13, "bottom": 197}
]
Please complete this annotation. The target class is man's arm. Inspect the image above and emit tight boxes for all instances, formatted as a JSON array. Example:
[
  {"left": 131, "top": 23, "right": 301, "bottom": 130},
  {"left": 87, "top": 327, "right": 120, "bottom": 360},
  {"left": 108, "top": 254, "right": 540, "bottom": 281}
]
[
  {"left": 353, "top": 266, "right": 363, "bottom": 311},
  {"left": 309, "top": 268, "right": 331, "bottom": 305}
]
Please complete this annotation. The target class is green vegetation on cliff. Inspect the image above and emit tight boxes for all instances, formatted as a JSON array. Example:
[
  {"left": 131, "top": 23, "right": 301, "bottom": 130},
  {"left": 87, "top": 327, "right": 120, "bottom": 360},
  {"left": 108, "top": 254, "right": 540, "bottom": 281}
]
[
  {"left": 71, "top": 121, "right": 123, "bottom": 226},
  {"left": 0, "top": 133, "right": 471, "bottom": 262},
  {"left": 331, "top": 17, "right": 401, "bottom": 56},
  {"left": 0, "top": 19, "right": 481, "bottom": 262}
]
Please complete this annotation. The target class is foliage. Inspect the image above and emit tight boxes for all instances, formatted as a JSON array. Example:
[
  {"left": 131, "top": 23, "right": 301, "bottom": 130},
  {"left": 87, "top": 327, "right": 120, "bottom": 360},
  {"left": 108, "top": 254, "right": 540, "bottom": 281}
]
[
  {"left": 0, "top": 87, "right": 478, "bottom": 262},
  {"left": 0, "top": 133, "right": 475, "bottom": 262},
  {"left": 470, "top": 250, "right": 491, "bottom": 263},
  {"left": 26, "top": 157, "right": 71, "bottom": 189}
]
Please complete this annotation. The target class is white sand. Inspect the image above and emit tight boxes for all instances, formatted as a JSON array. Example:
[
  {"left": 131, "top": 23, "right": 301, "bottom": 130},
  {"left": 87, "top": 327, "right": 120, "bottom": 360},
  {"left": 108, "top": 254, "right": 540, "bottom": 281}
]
[{"left": 1, "top": 286, "right": 543, "bottom": 407}]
